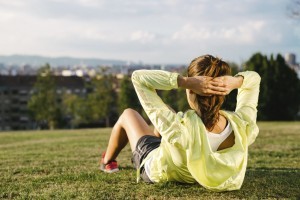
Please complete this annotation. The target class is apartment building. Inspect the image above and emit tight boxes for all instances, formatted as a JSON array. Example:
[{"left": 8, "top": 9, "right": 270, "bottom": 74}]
[{"left": 0, "top": 75, "right": 85, "bottom": 130}]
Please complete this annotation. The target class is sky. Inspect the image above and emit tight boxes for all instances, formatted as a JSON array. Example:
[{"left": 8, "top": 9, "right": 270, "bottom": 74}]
[{"left": 0, "top": 0, "right": 299, "bottom": 65}]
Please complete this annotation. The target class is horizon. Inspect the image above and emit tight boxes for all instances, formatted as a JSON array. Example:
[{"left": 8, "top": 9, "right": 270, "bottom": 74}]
[
  {"left": 0, "top": 54, "right": 184, "bottom": 66},
  {"left": 1, "top": 52, "right": 299, "bottom": 67}
]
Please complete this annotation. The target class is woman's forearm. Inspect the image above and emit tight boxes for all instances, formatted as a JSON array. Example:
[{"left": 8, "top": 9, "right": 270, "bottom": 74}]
[
  {"left": 236, "top": 76, "right": 244, "bottom": 88},
  {"left": 231, "top": 76, "right": 244, "bottom": 90},
  {"left": 177, "top": 75, "right": 188, "bottom": 89}
]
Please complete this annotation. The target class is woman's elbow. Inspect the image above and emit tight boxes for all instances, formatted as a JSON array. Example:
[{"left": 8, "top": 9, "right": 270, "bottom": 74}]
[
  {"left": 252, "top": 71, "right": 261, "bottom": 83},
  {"left": 131, "top": 70, "right": 138, "bottom": 81},
  {"left": 131, "top": 70, "right": 144, "bottom": 81},
  {"left": 131, "top": 70, "right": 141, "bottom": 85}
]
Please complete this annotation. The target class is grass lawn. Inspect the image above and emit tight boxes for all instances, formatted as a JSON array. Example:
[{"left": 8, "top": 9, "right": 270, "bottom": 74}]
[{"left": 0, "top": 122, "right": 299, "bottom": 199}]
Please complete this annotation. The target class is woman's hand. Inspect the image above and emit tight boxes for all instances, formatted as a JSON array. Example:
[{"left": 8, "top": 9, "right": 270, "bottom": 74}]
[
  {"left": 178, "top": 75, "right": 243, "bottom": 96},
  {"left": 178, "top": 75, "right": 229, "bottom": 96},
  {"left": 213, "top": 75, "right": 244, "bottom": 94}
]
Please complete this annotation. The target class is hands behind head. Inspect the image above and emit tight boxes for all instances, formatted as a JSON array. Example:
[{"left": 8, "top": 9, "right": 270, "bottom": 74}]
[{"left": 188, "top": 75, "right": 239, "bottom": 96}]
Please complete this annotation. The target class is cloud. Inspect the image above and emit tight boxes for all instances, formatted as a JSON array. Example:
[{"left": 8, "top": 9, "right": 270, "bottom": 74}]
[
  {"left": 0, "top": 0, "right": 25, "bottom": 7},
  {"left": 0, "top": 0, "right": 298, "bottom": 64},
  {"left": 76, "top": 0, "right": 105, "bottom": 7},
  {"left": 130, "top": 31, "right": 156, "bottom": 43},
  {"left": 171, "top": 20, "right": 271, "bottom": 44}
]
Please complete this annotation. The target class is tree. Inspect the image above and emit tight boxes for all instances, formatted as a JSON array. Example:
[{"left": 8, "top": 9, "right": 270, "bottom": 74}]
[
  {"left": 61, "top": 93, "right": 84, "bottom": 128},
  {"left": 160, "top": 89, "right": 179, "bottom": 112},
  {"left": 86, "top": 75, "right": 117, "bottom": 127},
  {"left": 28, "top": 64, "right": 61, "bottom": 129},
  {"left": 176, "top": 88, "right": 190, "bottom": 112},
  {"left": 118, "top": 75, "right": 141, "bottom": 114},
  {"left": 243, "top": 53, "right": 270, "bottom": 119},
  {"left": 245, "top": 53, "right": 300, "bottom": 120},
  {"left": 222, "top": 61, "right": 240, "bottom": 111},
  {"left": 61, "top": 75, "right": 118, "bottom": 128},
  {"left": 267, "top": 55, "right": 299, "bottom": 120}
]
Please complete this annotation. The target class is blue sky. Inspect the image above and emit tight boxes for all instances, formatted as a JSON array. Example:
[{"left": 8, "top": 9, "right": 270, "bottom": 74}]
[{"left": 0, "top": 0, "right": 299, "bottom": 64}]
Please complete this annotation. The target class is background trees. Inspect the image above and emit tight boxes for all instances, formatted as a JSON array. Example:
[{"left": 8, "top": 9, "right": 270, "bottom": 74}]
[
  {"left": 222, "top": 62, "right": 239, "bottom": 111},
  {"left": 86, "top": 75, "right": 117, "bottom": 127},
  {"left": 27, "top": 52, "right": 300, "bottom": 129},
  {"left": 245, "top": 53, "right": 300, "bottom": 120},
  {"left": 62, "top": 75, "right": 118, "bottom": 128},
  {"left": 117, "top": 75, "right": 141, "bottom": 114},
  {"left": 28, "top": 64, "right": 61, "bottom": 129}
]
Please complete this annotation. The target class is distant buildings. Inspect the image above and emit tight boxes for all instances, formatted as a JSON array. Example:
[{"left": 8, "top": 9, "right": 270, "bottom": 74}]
[
  {"left": 285, "top": 53, "right": 300, "bottom": 78},
  {"left": 0, "top": 61, "right": 186, "bottom": 77},
  {"left": 0, "top": 76, "right": 85, "bottom": 130},
  {"left": 0, "top": 62, "right": 185, "bottom": 131}
]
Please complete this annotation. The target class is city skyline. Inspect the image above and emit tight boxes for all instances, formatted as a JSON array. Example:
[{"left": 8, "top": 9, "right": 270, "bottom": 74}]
[{"left": 0, "top": 0, "right": 299, "bottom": 65}]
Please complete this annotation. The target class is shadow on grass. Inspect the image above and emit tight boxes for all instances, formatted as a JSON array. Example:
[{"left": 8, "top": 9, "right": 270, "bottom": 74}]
[
  {"left": 133, "top": 167, "right": 300, "bottom": 199},
  {"left": 118, "top": 166, "right": 135, "bottom": 170},
  {"left": 227, "top": 167, "right": 299, "bottom": 199}
]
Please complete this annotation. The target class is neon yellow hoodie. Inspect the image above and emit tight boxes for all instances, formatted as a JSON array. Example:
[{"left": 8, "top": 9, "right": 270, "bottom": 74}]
[{"left": 132, "top": 70, "right": 261, "bottom": 191}]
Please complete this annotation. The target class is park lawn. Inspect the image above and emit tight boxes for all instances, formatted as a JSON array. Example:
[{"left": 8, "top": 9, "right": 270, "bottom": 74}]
[{"left": 0, "top": 122, "right": 299, "bottom": 199}]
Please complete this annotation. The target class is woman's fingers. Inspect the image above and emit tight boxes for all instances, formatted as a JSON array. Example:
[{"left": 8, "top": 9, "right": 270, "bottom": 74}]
[
  {"left": 207, "top": 80, "right": 229, "bottom": 94},
  {"left": 208, "top": 84, "right": 227, "bottom": 92},
  {"left": 211, "top": 78, "right": 226, "bottom": 86},
  {"left": 199, "top": 86, "right": 228, "bottom": 96},
  {"left": 206, "top": 89, "right": 228, "bottom": 95}
]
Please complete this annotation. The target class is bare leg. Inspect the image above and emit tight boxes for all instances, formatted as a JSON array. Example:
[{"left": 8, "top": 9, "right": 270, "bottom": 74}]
[{"left": 103, "top": 108, "right": 156, "bottom": 164}]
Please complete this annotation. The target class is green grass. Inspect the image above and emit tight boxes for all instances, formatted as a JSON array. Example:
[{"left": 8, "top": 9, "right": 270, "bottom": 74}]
[{"left": 0, "top": 122, "right": 299, "bottom": 199}]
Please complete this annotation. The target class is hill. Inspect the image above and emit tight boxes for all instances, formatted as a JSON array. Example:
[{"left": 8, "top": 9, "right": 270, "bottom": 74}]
[{"left": 0, "top": 55, "right": 127, "bottom": 67}]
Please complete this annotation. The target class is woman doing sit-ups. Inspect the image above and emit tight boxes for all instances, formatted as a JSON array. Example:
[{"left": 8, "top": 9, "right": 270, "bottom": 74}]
[{"left": 100, "top": 54, "right": 261, "bottom": 191}]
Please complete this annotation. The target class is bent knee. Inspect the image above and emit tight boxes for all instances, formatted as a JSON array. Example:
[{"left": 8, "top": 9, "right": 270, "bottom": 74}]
[
  {"left": 122, "top": 108, "right": 139, "bottom": 117},
  {"left": 120, "top": 108, "right": 139, "bottom": 122}
]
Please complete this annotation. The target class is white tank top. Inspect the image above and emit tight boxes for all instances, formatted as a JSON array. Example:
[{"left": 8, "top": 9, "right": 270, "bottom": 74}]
[{"left": 207, "top": 122, "right": 233, "bottom": 152}]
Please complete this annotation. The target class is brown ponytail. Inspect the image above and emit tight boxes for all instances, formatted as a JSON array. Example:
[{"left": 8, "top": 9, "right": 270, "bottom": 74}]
[{"left": 187, "top": 55, "right": 231, "bottom": 131}]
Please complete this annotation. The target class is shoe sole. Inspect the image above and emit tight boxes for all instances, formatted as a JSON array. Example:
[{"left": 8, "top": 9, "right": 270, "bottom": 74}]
[
  {"left": 99, "top": 165, "right": 119, "bottom": 173},
  {"left": 104, "top": 168, "right": 119, "bottom": 173}
]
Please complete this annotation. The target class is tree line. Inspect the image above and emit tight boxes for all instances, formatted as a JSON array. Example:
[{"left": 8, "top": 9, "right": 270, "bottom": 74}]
[{"left": 28, "top": 52, "right": 300, "bottom": 129}]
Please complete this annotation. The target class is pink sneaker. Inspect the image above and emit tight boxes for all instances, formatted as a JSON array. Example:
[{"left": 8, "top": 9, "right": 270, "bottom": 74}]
[{"left": 100, "top": 152, "right": 119, "bottom": 173}]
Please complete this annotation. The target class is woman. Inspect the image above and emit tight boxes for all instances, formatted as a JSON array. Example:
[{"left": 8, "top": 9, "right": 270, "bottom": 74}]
[{"left": 100, "top": 55, "right": 261, "bottom": 191}]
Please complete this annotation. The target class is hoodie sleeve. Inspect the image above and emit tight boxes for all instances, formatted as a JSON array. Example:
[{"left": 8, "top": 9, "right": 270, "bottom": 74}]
[
  {"left": 131, "top": 70, "right": 184, "bottom": 145},
  {"left": 235, "top": 71, "right": 261, "bottom": 146}
]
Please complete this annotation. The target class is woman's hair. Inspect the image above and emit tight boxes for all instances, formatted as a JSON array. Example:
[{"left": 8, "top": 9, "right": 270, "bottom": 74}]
[{"left": 187, "top": 55, "right": 231, "bottom": 131}]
